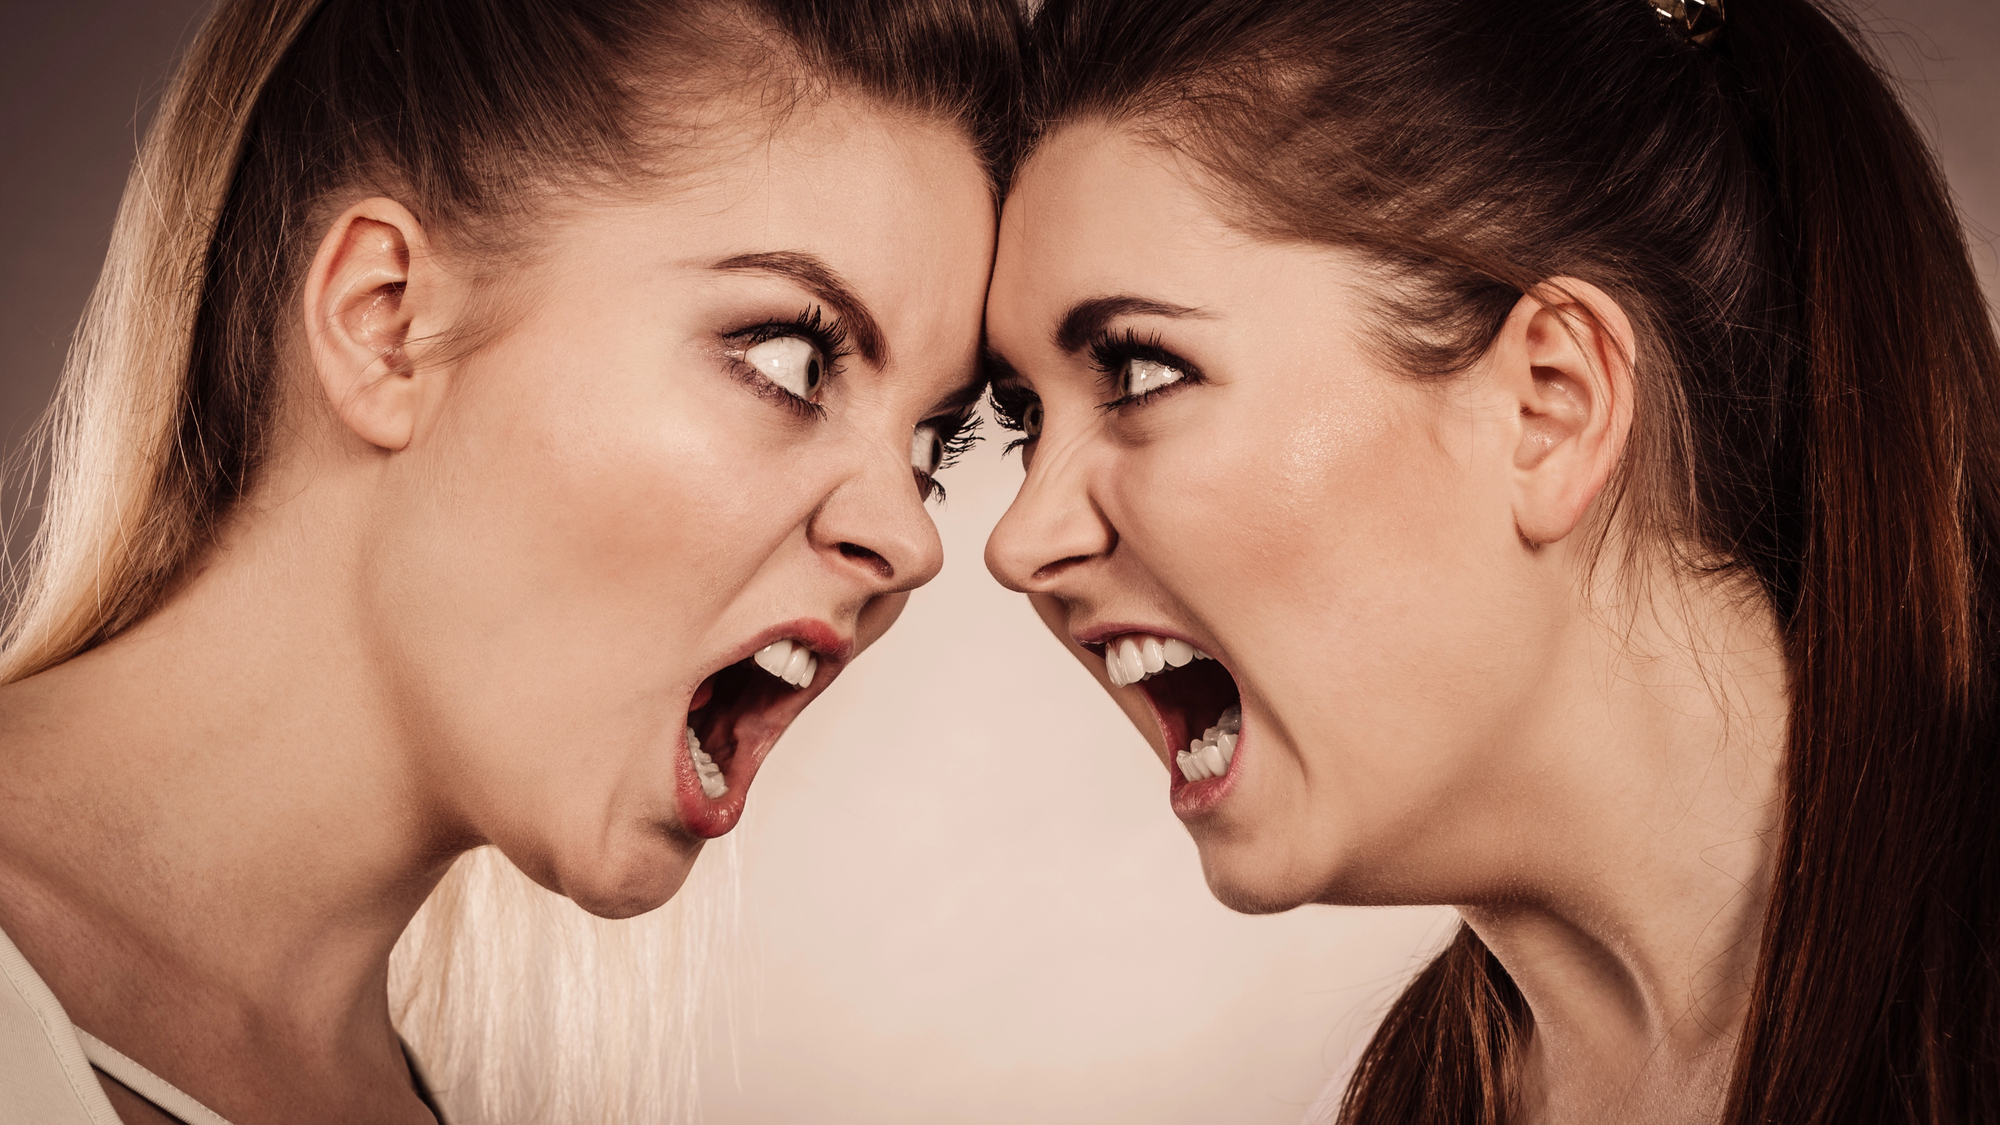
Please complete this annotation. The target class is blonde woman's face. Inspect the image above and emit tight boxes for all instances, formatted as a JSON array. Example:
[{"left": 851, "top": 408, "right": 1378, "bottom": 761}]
[
  {"left": 984, "top": 122, "right": 1565, "bottom": 913},
  {"left": 370, "top": 98, "right": 993, "bottom": 918}
]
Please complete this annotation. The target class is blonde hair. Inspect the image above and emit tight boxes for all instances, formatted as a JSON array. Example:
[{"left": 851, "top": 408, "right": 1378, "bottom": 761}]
[
  {"left": 0, "top": 0, "right": 321, "bottom": 683},
  {"left": 6, "top": 5, "right": 743, "bottom": 1118},
  {"left": 390, "top": 843, "right": 743, "bottom": 1125}
]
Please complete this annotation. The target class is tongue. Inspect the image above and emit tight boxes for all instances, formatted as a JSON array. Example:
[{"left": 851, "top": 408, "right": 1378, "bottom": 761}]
[{"left": 690, "top": 677, "right": 715, "bottom": 712}]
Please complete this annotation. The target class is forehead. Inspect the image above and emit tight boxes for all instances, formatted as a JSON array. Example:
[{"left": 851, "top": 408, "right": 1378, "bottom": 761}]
[
  {"left": 693, "top": 94, "right": 995, "bottom": 305},
  {"left": 987, "top": 120, "right": 1269, "bottom": 354},
  {"left": 543, "top": 91, "right": 996, "bottom": 380}
]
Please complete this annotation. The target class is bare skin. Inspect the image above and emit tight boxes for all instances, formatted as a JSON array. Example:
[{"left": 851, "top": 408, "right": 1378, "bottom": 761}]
[
  {"left": 0, "top": 93, "right": 995, "bottom": 1124},
  {"left": 983, "top": 121, "right": 1785, "bottom": 1124}
]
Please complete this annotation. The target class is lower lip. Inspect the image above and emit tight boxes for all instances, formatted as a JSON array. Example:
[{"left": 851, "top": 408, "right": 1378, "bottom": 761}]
[
  {"left": 1169, "top": 728, "right": 1243, "bottom": 821},
  {"left": 674, "top": 726, "right": 771, "bottom": 839}
]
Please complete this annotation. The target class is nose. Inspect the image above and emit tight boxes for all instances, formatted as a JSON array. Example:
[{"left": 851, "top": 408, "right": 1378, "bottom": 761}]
[
  {"left": 809, "top": 438, "right": 945, "bottom": 596},
  {"left": 984, "top": 432, "right": 1115, "bottom": 593}
]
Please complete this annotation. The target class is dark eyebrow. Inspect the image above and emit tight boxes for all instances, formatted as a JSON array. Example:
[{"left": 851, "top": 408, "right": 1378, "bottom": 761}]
[
  {"left": 1054, "top": 295, "right": 1211, "bottom": 354},
  {"left": 710, "top": 251, "right": 885, "bottom": 365}
]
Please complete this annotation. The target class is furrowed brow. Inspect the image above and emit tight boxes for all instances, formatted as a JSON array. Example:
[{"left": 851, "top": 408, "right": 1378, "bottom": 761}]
[
  {"left": 710, "top": 251, "right": 886, "bottom": 365},
  {"left": 1053, "top": 295, "right": 1210, "bottom": 355}
]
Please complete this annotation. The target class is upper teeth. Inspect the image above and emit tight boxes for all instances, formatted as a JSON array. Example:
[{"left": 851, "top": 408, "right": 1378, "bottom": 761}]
[
  {"left": 687, "top": 727, "right": 727, "bottom": 798},
  {"left": 753, "top": 639, "right": 818, "bottom": 688},
  {"left": 1102, "top": 632, "right": 1211, "bottom": 687},
  {"left": 1177, "top": 705, "right": 1241, "bottom": 783}
]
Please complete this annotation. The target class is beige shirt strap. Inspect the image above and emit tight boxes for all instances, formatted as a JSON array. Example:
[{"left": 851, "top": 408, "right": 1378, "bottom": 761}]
[
  {"left": 74, "top": 1030, "right": 234, "bottom": 1125},
  {"left": 0, "top": 925, "right": 122, "bottom": 1125}
]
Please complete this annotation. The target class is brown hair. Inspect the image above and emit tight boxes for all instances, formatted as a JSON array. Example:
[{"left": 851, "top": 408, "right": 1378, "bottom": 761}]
[
  {"left": 1021, "top": 0, "right": 2000, "bottom": 1120},
  {"left": 5, "top": 0, "right": 1019, "bottom": 682}
]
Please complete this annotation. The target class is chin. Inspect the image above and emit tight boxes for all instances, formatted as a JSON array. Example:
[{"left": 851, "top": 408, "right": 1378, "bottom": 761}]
[
  {"left": 1194, "top": 835, "right": 1329, "bottom": 916},
  {"left": 536, "top": 829, "right": 705, "bottom": 920},
  {"left": 1195, "top": 822, "right": 1405, "bottom": 915}
]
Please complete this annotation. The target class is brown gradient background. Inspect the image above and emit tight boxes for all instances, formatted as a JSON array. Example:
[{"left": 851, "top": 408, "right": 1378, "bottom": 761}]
[{"left": 3, "top": 2, "right": 1996, "bottom": 1122}]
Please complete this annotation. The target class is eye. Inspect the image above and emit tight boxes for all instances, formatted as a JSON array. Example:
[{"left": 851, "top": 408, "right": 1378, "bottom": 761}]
[
  {"left": 911, "top": 424, "right": 945, "bottom": 477},
  {"left": 987, "top": 381, "right": 1043, "bottom": 455},
  {"left": 743, "top": 336, "right": 826, "bottom": 400},
  {"left": 1088, "top": 330, "right": 1203, "bottom": 408},
  {"left": 1021, "top": 400, "right": 1043, "bottom": 438},
  {"left": 1118, "top": 357, "right": 1185, "bottom": 398}
]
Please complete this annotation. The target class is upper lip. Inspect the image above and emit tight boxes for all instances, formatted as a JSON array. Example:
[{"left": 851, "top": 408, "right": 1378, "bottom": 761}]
[
  {"left": 711, "top": 618, "right": 855, "bottom": 674},
  {"left": 1070, "top": 621, "right": 1212, "bottom": 658}
]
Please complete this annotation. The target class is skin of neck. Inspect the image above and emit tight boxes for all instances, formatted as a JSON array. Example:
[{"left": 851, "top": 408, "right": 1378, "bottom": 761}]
[
  {"left": 1459, "top": 547, "right": 1788, "bottom": 1125},
  {"left": 0, "top": 405, "right": 466, "bottom": 1119}
]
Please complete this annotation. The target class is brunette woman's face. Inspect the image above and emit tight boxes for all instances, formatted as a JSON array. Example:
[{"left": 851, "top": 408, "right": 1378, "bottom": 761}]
[
  {"left": 360, "top": 97, "right": 993, "bottom": 917},
  {"left": 984, "top": 122, "right": 1564, "bottom": 913}
]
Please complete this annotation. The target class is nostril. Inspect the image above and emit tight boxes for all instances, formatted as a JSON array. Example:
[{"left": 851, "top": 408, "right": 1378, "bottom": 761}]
[
  {"left": 1032, "top": 554, "right": 1094, "bottom": 583},
  {"left": 838, "top": 541, "right": 893, "bottom": 579}
]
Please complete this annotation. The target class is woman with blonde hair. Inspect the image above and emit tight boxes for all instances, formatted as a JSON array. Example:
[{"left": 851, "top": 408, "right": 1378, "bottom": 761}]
[{"left": 0, "top": 0, "right": 1016, "bottom": 1121}]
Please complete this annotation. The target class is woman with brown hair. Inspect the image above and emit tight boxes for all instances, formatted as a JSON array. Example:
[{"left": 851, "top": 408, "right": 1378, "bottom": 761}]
[
  {"left": 983, "top": 0, "right": 2000, "bottom": 1120},
  {"left": 0, "top": 0, "right": 1015, "bottom": 1122}
]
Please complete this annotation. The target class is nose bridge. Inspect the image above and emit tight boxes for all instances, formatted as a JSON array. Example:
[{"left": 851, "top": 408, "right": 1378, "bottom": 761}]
[
  {"left": 809, "top": 425, "right": 944, "bottom": 596},
  {"left": 985, "top": 425, "right": 1114, "bottom": 593}
]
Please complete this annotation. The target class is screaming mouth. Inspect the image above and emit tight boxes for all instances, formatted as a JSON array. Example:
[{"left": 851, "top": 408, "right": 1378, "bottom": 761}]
[{"left": 1096, "top": 634, "right": 1242, "bottom": 786}]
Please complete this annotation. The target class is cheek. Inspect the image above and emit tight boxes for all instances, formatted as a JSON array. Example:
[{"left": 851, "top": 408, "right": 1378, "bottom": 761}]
[
  {"left": 1122, "top": 370, "right": 1482, "bottom": 644},
  {"left": 437, "top": 349, "right": 780, "bottom": 631},
  {"left": 1126, "top": 373, "right": 1534, "bottom": 883},
  {"left": 371, "top": 330, "right": 815, "bottom": 781}
]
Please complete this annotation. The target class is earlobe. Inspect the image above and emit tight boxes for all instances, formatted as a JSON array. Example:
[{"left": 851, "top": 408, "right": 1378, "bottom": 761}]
[
  {"left": 1498, "top": 279, "right": 1636, "bottom": 547},
  {"left": 301, "top": 199, "right": 440, "bottom": 452}
]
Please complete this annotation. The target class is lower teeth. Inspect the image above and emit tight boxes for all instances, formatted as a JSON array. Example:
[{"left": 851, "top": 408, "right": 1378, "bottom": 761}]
[
  {"left": 687, "top": 727, "right": 727, "bottom": 798},
  {"left": 1176, "top": 705, "right": 1241, "bottom": 783}
]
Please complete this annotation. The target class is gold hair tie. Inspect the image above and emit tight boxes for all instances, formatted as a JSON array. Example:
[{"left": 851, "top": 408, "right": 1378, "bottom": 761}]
[{"left": 1650, "top": 0, "right": 1726, "bottom": 46}]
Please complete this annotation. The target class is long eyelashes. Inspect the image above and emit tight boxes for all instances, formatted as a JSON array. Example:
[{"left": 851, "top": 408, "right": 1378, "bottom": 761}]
[
  {"left": 916, "top": 411, "right": 984, "bottom": 502},
  {"left": 986, "top": 329, "right": 1199, "bottom": 455},
  {"left": 723, "top": 305, "right": 852, "bottom": 419},
  {"left": 987, "top": 380, "right": 1042, "bottom": 455},
  {"left": 1088, "top": 327, "right": 1203, "bottom": 410}
]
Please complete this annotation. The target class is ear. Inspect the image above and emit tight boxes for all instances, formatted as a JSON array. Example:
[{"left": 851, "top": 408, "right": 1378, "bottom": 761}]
[
  {"left": 300, "top": 198, "right": 446, "bottom": 452},
  {"left": 1488, "top": 278, "right": 1637, "bottom": 547}
]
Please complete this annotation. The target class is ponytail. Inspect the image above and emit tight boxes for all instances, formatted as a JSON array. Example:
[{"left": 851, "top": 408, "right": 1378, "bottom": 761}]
[
  {"left": 1336, "top": 926, "right": 1528, "bottom": 1125},
  {"left": 1722, "top": 1, "right": 2000, "bottom": 1119},
  {"left": 1, "top": 0, "right": 321, "bottom": 683}
]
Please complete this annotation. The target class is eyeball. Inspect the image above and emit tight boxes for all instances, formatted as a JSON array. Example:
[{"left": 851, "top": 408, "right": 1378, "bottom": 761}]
[
  {"left": 1121, "top": 358, "right": 1183, "bottom": 397},
  {"left": 744, "top": 336, "right": 824, "bottom": 399},
  {"left": 911, "top": 424, "right": 944, "bottom": 476},
  {"left": 1022, "top": 400, "right": 1043, "bottom": 439}
]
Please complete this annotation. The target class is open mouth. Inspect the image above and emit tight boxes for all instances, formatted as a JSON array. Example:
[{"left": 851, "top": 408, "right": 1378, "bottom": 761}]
[
  {"left": 678, "top": 632, "right": 839, "bottom": 836},
  {"left": 1093, "top": 633, "right": 1243, "bottom": 793}
]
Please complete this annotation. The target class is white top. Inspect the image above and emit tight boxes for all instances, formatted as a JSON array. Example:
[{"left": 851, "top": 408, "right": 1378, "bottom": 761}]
[
  {"left": 0, "top": 922, "right": 129, "bottom": 1125},
  {"left": 2, "top": 923, "right": 442, "bottom": 1125}
]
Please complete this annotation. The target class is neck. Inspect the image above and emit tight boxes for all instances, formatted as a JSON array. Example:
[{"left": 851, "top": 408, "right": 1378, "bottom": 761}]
[
  {"left": 1465, "top": 572, "right": 1787, "bottom": 1125},
  {"left": 0, "top": 481, "right": 464, "bottom": 1062}
]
